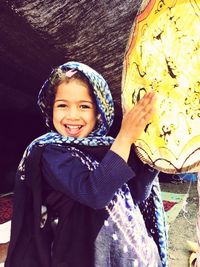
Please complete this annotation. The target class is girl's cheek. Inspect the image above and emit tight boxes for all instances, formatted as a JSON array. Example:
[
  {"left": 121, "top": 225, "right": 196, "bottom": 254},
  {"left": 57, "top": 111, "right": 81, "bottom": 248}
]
[{"left": 54, "top": 109, "right": 64, "bottom": 119}]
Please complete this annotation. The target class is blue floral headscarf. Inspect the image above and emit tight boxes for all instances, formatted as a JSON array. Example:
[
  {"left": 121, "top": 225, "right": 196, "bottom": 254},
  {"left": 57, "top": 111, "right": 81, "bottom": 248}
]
[
  {"left": 38, "top": 61, "right": 114, "bottom": 139},
  {"left": 18, "top": 61, "right": 116, "bottom": 176}
]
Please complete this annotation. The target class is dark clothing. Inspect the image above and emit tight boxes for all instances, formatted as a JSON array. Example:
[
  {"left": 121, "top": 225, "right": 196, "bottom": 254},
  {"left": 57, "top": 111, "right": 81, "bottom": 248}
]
[
  {"left": 5, "top": 145, "right": 162, "bottom": 267},
  {"left": 5, "top": 60, "right": 168, "bottom": 267},
  {"left": 5, "top": 146, "right": 52, "bottom": 267},
  {"left": 42, "top": 144, "right": 156, "bottom": 207}
]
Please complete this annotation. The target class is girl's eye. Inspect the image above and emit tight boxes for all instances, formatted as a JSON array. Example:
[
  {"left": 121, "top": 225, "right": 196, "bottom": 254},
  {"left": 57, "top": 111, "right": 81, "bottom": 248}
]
[
  {"left": 56, "top": 103, "right": 67, "bottom": 108},
  {"left": 80, "top": 104, "right": 91, "bottom": 109}
]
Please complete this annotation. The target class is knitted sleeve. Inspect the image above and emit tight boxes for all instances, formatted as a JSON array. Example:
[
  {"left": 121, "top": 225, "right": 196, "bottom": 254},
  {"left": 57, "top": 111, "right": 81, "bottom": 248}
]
[{"left": 42, "top": 144, "right": 135, "bottom": 209}]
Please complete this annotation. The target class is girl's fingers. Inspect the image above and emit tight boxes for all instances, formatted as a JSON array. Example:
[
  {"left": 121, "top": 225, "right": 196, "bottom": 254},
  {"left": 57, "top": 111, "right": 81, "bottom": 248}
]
[
  {"left": 128, "top": 92, "right": 156, "bottom": 118},
  {"left": 138, "top": 91, "right": 156, "bottom": 108},
  {"left": 125, "top": 92, "right": 156, "bottom": 127},
  {"left": 120, "top": 91, "right": 156, "bottom": 144},
  {"left": 123, "top": 104, "right": 130, "bottom": 116}
]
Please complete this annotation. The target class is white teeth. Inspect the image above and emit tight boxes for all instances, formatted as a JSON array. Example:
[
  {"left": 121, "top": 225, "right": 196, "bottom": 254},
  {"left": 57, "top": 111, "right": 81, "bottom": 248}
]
[{"left": 65, "top": 125, "right": 82, "bottom": 129}]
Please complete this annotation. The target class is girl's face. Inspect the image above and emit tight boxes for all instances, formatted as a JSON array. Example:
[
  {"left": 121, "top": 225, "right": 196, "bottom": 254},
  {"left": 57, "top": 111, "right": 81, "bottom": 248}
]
[{"left": 53, "top": 79, "right": 97, "bottom": 138}]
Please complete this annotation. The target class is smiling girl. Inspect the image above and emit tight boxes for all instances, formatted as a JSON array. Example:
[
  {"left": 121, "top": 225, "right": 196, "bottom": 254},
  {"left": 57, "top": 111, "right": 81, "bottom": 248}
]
[
  {"left": 53, "top": 75, "right": 97, "bottom": 138},
  {"left": 5, "top": 62, "right": 167, "bottom": 267}
]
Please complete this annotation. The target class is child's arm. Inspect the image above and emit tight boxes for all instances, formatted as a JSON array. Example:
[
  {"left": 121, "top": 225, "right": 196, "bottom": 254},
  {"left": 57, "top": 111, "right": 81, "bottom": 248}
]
[
  {"left": 42, "top": 145, "right": 135, "bottom": 209},
  {"left": 110, "top": 91, "right": 156, "bottom": 162},
  {"left": 127, "top": 146, "right": 159, "bottom": 202}
]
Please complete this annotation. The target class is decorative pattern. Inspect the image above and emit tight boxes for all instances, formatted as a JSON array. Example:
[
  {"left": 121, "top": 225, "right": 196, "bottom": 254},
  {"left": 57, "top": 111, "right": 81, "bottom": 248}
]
[
  {"left": 122, "top": 0, "right": 200, "bottom": 173},
  {"left": 106, "top": 183, "right": 161, "bottom": 267},
  {"left": 139, "top": 181, "right": 168, "bottom": 265},
  {"left": 0, "top": 194, "right": 13, "bottom": 224},
  {"left": 38, "top": 61, "right": 114, "bottom": 137}
]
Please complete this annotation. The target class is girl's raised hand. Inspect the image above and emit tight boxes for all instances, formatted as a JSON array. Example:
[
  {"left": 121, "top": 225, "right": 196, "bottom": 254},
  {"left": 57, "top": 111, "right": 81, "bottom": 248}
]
[
  {"left": 111, "top": 91, "right": 156, "bottom": 162},
  {"left": 121, "top": 91, "right": 156, "bottom": 145}
]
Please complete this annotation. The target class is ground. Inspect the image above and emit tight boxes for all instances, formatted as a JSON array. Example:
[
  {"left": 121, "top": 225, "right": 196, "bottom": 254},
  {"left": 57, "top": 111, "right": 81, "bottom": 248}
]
[{"left": 161, "top": 181, "right": 198, "bottom": 267}]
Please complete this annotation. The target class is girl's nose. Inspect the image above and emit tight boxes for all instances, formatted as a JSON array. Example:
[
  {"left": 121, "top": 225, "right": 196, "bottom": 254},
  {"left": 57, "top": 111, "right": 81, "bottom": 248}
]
[{"left": 66, "top": 107, "right": 79, "bottom": 119}]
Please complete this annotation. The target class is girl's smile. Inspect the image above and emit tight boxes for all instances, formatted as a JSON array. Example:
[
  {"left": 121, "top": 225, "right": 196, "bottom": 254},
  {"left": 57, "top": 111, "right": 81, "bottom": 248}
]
[{"left": 53, "top": 79, "right": 97, "bottom": 138}]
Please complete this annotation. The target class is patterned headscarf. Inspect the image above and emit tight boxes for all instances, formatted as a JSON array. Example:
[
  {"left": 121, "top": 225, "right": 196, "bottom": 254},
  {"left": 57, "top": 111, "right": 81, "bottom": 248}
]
[
  {"left": 38, "top": 61, "right": 114, "bottom": 138},
  {"left": 18, "top": 61, "right": 116, "bottom": 177}
]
